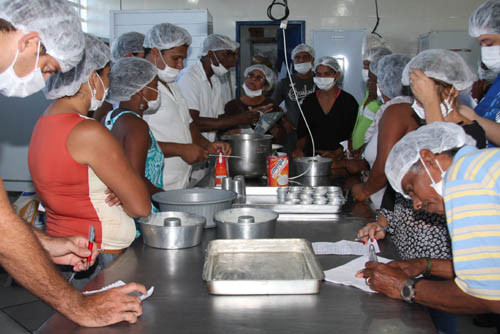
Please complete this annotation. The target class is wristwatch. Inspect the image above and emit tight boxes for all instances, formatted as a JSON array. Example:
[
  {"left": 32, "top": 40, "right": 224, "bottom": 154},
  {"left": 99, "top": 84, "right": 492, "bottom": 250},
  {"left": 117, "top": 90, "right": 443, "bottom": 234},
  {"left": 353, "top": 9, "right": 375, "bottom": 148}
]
[{"left": 401, "top": 278, "right": 422, "bottom": 303}]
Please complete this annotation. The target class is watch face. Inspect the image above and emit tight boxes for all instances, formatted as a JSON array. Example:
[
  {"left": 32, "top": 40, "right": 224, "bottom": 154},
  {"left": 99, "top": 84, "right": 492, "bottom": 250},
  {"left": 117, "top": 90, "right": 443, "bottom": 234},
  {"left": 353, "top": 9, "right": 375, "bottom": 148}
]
[{"left": 402, "top": 285, "right": 411, "bottom": 298}]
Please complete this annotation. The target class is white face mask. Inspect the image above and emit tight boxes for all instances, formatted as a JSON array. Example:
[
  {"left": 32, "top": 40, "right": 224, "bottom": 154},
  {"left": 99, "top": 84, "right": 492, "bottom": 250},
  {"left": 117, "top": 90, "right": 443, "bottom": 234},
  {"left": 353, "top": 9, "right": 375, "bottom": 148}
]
[
  {"left": 411, "top": 100, "right": 425, "bottom": 119},
  {"left": 142, "top": 86, "right": 161, "bottom": 115},
  {"left": 242, "top": 83, "right": 262, "bottom": 97},
  {"left": 313, "top": 77, "right": 336, "bottom": 91},
  {"left": 294, "top": 62, "right": 312, "bottom": 75},
  {"left": 157, "top": 52, "right": 180, "bottom": 83},
  {"left": 362, "top": 69, "right": 369, "bottom": 83},
  {"left": 478, "top": 66, "right": 499, "bottom": 83},
  {"left": 376, "top": 85, "right": 384, "bottom": 101},
  {"left": 88, "top": 73, "right": 108, "bottom": 111},
  {"left": 439, "top": 89, "right": 455, "bottom": 118},
  {"left": 0, "top": 41, "right": 46, "bottom": 97},
  {"left": 481, "top": 46, "right": 500, "bottom": 73},
  {"left": 419, "top": 155, "right": 446, "bottom": 197},
  {"left": 210, "top": 52, "right": 229, "bottom": 76}
]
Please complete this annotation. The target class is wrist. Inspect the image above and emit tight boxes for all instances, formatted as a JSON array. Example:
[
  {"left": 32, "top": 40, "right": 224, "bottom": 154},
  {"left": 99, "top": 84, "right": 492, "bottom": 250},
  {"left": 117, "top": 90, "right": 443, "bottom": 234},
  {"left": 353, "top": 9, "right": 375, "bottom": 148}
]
[{"left": 423, "top": 258, "right": 432, "bottom": 277}]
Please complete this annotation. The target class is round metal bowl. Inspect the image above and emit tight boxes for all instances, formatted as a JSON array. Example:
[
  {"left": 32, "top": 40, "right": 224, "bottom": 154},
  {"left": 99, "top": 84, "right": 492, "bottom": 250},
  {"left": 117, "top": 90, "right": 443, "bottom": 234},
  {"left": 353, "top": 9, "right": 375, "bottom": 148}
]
[
  {"left": 153, "top": 188, "right": 236, "bottom": 228},
  {"left": 294, "top": 156, "right": 332, "bottom": 177},
  {"left": 214, "top": 207, "right": 279, "bottom": 239},
  {"left": 139, "top": 211, "right": 206, "bottom": 249}
]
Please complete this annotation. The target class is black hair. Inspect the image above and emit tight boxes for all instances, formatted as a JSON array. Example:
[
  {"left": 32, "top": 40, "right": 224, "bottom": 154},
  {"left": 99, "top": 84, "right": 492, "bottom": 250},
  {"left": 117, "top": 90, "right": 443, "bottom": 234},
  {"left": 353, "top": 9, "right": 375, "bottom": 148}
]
[
  {"left": 143, "top": 48, "right": 152, "bottom": 57},
  {"left": 0, "top": 19, "right": 16, "bottom": 33},
  {"left": 97, "top": 62, "right": 110, "bottom": 75}
]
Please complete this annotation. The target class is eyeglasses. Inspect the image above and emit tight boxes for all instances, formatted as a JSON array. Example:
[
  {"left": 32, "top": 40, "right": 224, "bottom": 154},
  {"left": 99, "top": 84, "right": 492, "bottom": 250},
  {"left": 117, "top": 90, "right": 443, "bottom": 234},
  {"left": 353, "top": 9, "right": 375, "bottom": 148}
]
[{"left": 247, "top": 72, "right": 266, "bottom": 82}]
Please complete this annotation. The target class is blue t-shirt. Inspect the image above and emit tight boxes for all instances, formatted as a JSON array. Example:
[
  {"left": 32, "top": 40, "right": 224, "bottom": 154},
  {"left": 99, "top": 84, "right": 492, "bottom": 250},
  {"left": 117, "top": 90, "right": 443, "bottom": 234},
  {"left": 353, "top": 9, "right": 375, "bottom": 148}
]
[{"left": 475, "top": 73, "right": 500, "bottom": 147}]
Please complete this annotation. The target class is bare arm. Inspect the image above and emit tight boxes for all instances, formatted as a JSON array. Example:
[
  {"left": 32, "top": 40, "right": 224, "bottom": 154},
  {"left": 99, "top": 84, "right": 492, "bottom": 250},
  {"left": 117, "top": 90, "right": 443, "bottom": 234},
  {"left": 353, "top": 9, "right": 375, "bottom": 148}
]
[
  {"left": 409, "top": 69, "right": 443, "bottom": 123},
  {"left": 460, "top": 107, "right": 500, "bottom": 146},
  {"left": 189, "top": 109, "right": 259, "bottom": 132},
  {"left": 67, "top": 120, "right": 151, "bottom": 218},
  {"left": 190, "top": 122, "right": 212, "bottom": 150}
]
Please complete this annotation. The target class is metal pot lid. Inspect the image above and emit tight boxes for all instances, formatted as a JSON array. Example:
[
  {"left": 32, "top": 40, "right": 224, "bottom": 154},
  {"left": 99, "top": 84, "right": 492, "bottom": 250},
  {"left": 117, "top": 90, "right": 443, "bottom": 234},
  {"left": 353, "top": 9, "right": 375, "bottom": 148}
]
[
  {"left": 214, "top": 207, "right": 278, "bottom": 225},
  {"left": 294, "top": 156, "right": 332, "bottom": 164},
  {"left": 221, "top": 133, "right": 273, "bottom": 141},
  {"left": 139, "top": 211, "right": 206, "bottom": 227},
  {"left": 152, "top": 188, "right": 236, "bottom": 206}
]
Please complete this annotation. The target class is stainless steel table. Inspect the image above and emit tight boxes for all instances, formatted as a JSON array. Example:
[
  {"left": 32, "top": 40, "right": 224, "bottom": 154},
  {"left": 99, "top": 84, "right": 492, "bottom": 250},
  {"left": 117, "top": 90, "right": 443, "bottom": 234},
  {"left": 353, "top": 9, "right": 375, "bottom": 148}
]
[{"left": 38, "top": 215, "right": 434, "bottom": 333}]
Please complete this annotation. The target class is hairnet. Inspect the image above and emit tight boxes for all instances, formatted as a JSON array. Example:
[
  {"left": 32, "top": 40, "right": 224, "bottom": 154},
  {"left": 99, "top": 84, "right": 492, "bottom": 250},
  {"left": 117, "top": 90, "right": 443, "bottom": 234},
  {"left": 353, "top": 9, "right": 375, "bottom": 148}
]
[
  {"left": 478, "top": 60, "right": 499, "bottom": 82},
  {"left": 377, "top": 54, "right": 411, "bottom": 99},
  {"left": 244, "top": 64, "right": 276, "bottom": 91},
  {"left": 111, "top": 32, "right": 145, "bottom": 61},
  {"left": 401, "top": 49, "right": 477, "bottom": 91},
  {"left": 0, "top": 0, "right": 84, "bottom": 73},
  {"left": 314, "top": 56, "right": 342, "bottom": 74},
  {"left": 362, "top": 34, "right": 391, "bottom": 61},
  {"left": 385, "top": 122, "right": 476, "bottom": 198},
  {"left": 291, "top": 44, "right": 315, "bottom": 60},
  {"left": 44, "top": 34, "right": 110, "bottom": 100},
  {"left": 107, "top": 58, "right": 157, "bottom": 102},
  {"left": 368, "top": 50, "right": 391, "bottom": 76},
  {"left": 143, "top": 23, "right": 192, "bottom": 50},
  {"left": 365, "top": 46, "right": 392, "bottom": 64},
  {"left": 469, "top": 0, "right": 500, "bottom": 37},
  {"left": 201, "top": 34, "right": 240, "bottom": 56}
]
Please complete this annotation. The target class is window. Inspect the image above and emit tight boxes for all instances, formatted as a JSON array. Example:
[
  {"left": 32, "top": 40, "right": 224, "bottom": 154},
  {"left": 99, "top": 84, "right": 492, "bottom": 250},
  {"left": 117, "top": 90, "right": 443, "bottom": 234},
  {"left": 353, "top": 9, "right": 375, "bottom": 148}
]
[{"left": 67, "top": 0, "right": 88, "bottom": 32}]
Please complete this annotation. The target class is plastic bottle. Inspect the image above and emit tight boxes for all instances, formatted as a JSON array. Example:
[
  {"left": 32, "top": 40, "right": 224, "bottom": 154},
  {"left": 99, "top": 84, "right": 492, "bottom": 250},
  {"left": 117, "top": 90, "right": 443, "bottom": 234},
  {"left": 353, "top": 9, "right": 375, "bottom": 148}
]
[{"left": 215, "top": 153, "right": 228, "bottom": 186}]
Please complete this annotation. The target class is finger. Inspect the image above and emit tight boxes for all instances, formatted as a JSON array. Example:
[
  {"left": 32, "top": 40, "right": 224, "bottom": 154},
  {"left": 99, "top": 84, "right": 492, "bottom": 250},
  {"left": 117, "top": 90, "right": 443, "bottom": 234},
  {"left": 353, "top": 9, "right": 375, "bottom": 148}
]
[
  {"left": 120, "top": 312, "right": 138, "bottom": 324},
  {"left": 105, "top": 188, "right": 111, "bottom": 194},
  {"left": 117, "top": 282, "right": 148, "bottom": 296}
]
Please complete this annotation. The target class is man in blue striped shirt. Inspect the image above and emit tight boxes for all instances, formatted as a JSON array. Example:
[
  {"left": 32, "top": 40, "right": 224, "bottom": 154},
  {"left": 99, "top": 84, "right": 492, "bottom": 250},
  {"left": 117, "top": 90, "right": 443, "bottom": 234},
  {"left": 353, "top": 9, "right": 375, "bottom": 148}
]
[{"left": 358, "top": 122, "right": 500, "bottom": 316}]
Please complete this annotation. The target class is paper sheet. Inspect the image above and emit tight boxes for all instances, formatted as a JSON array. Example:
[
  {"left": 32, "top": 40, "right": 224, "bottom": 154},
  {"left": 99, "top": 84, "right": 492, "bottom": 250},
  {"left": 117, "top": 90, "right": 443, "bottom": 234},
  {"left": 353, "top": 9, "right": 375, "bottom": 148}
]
[
  {"left": 312, "top": 240, "right": 380, "bottom": 256},
  {"left": 324, "top": 255, "right": 392, "bottom": 293},
  {"left": 83, "top": 280, "right": 154, "bottom": 301}
]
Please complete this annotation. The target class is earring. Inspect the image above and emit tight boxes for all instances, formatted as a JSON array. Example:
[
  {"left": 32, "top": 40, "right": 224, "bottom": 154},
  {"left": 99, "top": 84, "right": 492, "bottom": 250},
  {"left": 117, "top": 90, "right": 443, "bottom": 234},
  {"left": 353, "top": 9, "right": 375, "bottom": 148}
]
[{"left": 139, "top": 103, "right": 145, "bottom": 110}]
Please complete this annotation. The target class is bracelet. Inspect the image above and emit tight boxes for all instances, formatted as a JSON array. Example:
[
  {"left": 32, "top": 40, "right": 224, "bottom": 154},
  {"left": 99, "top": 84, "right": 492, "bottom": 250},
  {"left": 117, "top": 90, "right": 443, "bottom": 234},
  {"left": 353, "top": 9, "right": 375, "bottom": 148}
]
[{"left": 424, "top": 258, "right": 432, "bottom": 277}]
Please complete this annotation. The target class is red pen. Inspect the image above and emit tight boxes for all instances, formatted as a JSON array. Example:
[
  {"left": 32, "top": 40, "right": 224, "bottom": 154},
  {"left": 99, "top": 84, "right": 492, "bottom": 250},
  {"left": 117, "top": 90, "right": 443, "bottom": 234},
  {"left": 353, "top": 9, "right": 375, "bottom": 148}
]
[{"left": 87, "top": 225, "right": 95, "bottom": 270}]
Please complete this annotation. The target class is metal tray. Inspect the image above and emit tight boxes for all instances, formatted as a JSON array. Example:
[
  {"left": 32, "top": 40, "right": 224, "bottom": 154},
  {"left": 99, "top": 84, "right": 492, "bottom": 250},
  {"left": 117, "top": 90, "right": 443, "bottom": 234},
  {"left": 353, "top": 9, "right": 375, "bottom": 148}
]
[{"left": 203, "top": 239, "right": 324, "bottom": 295}]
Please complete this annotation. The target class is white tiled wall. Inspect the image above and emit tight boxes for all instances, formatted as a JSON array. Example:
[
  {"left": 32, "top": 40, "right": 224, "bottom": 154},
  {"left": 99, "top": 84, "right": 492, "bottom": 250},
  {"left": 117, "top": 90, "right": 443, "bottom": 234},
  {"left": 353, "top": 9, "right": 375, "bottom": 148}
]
[{"left": 86, "top": 0, "right": 485, "bottom": 55}]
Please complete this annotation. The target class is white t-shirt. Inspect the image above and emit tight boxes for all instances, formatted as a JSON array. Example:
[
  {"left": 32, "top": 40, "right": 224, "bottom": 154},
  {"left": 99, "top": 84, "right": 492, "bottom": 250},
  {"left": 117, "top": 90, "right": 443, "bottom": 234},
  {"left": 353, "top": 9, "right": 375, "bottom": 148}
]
[
  {"left": 144, "top": 81, "right": 193, "bottom": 190},
  {"left": 177, "top": 61, "right": 225, "bottom": 142}
]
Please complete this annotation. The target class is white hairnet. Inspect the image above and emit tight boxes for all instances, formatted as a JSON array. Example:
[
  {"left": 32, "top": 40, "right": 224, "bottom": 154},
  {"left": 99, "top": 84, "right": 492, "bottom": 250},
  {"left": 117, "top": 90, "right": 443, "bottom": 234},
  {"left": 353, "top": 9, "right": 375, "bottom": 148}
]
[
  {"left": 0, "top": 0, "right": 84, "bottom": 73},
  {"left": 291, "top": 44, "right": 315, "bottom": 60},
  {"left": 469, "top": 0, "right": 500, "bottom": 37},
  {"left": 107, "top": 58, "right": 157, "bottom": 102},
  {"left": 44, "top": 34, "right": 110, "bottom": 100},
  {"left": 362, "top": 34, "right": 391, "bottom": 61},
  {"left": 401, "top": 49, "right": 477, "bottom": 91},
  {"left": 377, "top": 54, "right": 411, "bottom": 99},
  {"left": 385, "top": 122, "right": 476, "bottom": 198},
  {"left": 111, "top": 32, "right": 145, "bottom": 61},
  {"left": 244, "top": 64, "right": 276, "bottom": 91},
  {"left": 314, "top": 56, "right": 342, "bottom": 74},
  {"left": 365, "top": 46, "right": 392, "bottom": 64},
  {"left": 143, "top": 23, "right": 192, "bottom": 50},
  {"left": 201, "top": 34, "right": 240, "bottom": 56}
]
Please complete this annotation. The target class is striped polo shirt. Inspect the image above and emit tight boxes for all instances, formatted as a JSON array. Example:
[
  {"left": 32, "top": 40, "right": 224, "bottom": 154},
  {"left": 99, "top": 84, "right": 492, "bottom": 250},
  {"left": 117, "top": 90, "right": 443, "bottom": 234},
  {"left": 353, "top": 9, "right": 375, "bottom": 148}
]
[{"left": 444, "top": 145, "right": 500, "bottom": 300}]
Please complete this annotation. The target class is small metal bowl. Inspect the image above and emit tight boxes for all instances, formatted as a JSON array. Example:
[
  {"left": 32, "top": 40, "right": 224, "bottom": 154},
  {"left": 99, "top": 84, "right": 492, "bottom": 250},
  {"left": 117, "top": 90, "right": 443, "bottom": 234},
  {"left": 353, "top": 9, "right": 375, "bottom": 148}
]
[{"left": 214, "top": 207, "right": 279, "bottom": 239}]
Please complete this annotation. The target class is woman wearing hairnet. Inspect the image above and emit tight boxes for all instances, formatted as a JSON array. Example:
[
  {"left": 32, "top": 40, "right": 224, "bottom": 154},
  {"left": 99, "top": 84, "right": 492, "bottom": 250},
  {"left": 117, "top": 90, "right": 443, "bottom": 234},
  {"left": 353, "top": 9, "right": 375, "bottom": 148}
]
[
  {"left": 28, "top": 34, "right": 151, "bottom": 289},
  {"left": 104, "top": 58, "right": 165, "bottom": 198},
  {"left": 222, "top": 64, "right": 284, "bottom": 141},
  {"left": 293, "top": 56, "right": 358, "bottom": 159}
]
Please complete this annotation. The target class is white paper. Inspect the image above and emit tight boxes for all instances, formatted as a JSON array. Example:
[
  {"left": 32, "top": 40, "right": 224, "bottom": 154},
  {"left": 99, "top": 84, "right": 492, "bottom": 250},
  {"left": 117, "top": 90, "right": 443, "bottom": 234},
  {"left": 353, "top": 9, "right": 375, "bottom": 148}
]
[
  {"left": 83, "top": 280, "right": 154, "bottom": 301},
  {"left": 312, "top": 240, "right": 380, "bottom": 256},
  {"left": 324, "top": 255, "right": 392, "bottom": 293}
]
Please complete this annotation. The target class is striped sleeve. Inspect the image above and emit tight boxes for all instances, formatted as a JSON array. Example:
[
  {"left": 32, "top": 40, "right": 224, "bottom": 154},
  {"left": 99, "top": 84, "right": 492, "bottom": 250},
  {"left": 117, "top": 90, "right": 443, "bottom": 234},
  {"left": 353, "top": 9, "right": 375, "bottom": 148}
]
[{"left": 444, "top": 148, "right": 500, "bottom": 300}]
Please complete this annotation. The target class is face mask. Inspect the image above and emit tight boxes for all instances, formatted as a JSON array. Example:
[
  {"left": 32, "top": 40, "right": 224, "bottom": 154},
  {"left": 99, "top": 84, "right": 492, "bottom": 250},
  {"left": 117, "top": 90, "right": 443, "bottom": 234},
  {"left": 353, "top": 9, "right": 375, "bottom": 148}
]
[
  {"left": 439, "top": 89, "right": 455, "bottom": 118},
  {"left": 362, "top": 69, "right": 369, "bottom": 83},
  {"left": 210, "top": 52, "right": 229, "bottom": 76},
  {"left": 242, "top": 83, "right": 262, "bottom": 97},
  {"left": 313, "top": 77, "right": 335, "bottom": 91},
  {"left": 419, "top": 155, "right": 446, "bottom": 197},
  {"left": 294, "top": 62, "right": 312, "bottom": 74},
  {"left": 411, "top": 100, "right": 425, "bottom": 119},
  {"left": 376, "top": 85, "right": 383, "bottom": 101},
  {"left": 0, "top": 41, "right": 46, "bottom": 97},
  {"left": 88, "top": 73, "right": 108, "bottom": 111},
  {"left": 478, "top": 66, "right": 498, "bottom": 84},
  {"left": 157, "top": 52, "right": 180, "bottom": 83},
  {"left": 481, "top": 46, "right": 500, "bottom": 73},
  {"left": 142, "top": 86, "right": 161, "bottom": 115}
]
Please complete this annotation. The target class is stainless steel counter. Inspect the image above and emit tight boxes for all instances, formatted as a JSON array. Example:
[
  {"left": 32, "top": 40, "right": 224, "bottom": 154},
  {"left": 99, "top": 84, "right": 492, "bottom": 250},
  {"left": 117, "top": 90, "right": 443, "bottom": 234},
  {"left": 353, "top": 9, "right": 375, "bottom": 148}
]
[{"left": 39, "top": 215, "right": 434, "bottom": 333}]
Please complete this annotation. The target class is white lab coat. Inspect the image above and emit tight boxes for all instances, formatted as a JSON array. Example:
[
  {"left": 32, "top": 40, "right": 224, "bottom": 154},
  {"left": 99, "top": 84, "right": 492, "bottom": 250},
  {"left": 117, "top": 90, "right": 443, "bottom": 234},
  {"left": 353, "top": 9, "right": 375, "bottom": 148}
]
[
  {"left": 177, "top": 61, "right": 225, "bottom": 142},
  {"left": 144, "top": 81, "right": 193, "bottom": 190}
]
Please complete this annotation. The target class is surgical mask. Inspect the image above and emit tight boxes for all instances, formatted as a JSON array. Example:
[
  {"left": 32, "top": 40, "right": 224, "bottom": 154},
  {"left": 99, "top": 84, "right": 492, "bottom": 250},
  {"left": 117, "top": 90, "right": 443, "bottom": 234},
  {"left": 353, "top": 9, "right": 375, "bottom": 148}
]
[
  {"left": 157, "top": 52, "right": 180, "bottom": 83},
  {"left": 88, "top": 73, "right": 108, "bottom": 111},
  {"left": 242, "top": 83, "right": 262, "bottom": 97},
  {"left": 419, "top": 155, "right": 446, "bottom": 197},
  {"left": 478, "top": 66, "right": 499, "bottom": 83},
  {"left": 142, "top": 86, "right": 161, "bottom": 115},
  {"left": 0, "top": 41, "right": 46, "bottom": 97},
  {"left": 294, "top": 62, "right": 312, "bottom": 74},
  {"left": 411, "top": 100, "right": 425, "bottom": 119},
  {"left": 210, "top": 52, "right": 229, "bottom": 76},
  {"left": 439, "top": 89, "right": 455, "bottom": 118},
  {"left": 481, "top": 46, "right": 500, "bottom": 73},
  {"left": 362, "top": 69, "right": 369, "bottom": 83},
  {"left": 376, "top": 85, "right": 383, "bottom": 101},
  {"left": 313, "top": 77, "right": 335, "bottom": 91}
]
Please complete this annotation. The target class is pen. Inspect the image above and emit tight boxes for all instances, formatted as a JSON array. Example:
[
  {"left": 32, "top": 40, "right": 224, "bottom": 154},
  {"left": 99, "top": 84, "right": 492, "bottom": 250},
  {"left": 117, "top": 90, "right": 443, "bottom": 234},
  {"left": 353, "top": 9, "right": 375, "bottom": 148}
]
[
  {"left": 354, "top": 227, "right": 387, "bottom": 241},
  {"left": 87, "top": 225, "right": 95, "bottom": 270}
]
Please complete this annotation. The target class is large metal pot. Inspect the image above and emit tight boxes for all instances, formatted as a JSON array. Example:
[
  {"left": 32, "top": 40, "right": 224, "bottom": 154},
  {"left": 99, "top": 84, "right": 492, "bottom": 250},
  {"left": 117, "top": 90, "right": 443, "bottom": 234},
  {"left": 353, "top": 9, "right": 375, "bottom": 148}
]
[
  {"left": 153, "top": 189, "right": 236, "bottom": 228},
  {"left": 294, "top": 156, "right": 332, "bottom": 177},
  {"left": 221, "top": 134, "right": 272, "bottom": 177},
  {"left": 139, "top": 211, "right": 206, "bottom": 249},
  {"left": 214, "top": 207, "right": 278, "bottom": 239}
]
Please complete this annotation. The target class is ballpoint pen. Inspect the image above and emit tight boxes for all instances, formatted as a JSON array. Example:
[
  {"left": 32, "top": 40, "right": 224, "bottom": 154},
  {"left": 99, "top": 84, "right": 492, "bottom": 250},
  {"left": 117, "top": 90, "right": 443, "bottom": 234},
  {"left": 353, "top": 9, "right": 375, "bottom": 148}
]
[
  {"left": 87, "top": 225, "right": 95, "bottom": 270},
  {"left": 354, "top": 227, "right": 387, "bottom": 241}
]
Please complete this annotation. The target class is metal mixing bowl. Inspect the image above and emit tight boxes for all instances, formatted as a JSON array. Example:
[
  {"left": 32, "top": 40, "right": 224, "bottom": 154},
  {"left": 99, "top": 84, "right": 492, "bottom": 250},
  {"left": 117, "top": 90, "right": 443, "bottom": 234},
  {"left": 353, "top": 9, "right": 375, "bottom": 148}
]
[
  {"left": 221, "top": 133, "right": 273, "bottom": 177},
  {"left": 214, "top": 207, "right": 279, "bottom": 239}
]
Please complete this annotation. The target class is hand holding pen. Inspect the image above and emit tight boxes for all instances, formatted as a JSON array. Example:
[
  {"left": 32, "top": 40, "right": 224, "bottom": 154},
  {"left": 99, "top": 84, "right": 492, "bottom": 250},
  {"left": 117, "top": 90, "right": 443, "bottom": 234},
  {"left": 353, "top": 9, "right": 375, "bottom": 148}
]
[
  {"left": 355, "top": 221, "right": 387, "bottom": 244},
  {"left": 87, "top": 226, "right": 95, "bottom": 270}
]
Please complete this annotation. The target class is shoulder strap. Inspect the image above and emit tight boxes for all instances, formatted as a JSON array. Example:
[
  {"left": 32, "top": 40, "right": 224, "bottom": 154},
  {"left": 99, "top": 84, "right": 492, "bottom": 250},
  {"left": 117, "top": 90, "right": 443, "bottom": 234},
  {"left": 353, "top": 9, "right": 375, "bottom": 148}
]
[{"left": 104, "top": 108, "right": 140, "bottom": 130}]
